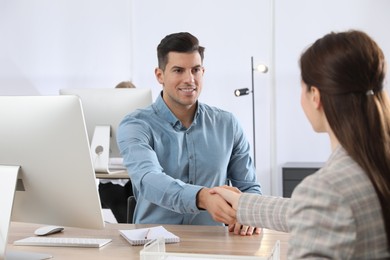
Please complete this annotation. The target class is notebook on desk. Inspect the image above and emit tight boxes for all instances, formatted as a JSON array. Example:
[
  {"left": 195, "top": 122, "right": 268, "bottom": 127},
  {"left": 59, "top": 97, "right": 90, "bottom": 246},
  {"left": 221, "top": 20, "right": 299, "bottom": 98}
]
[{"left": 119, "top": 226, "right": 180, "bottom": 246}]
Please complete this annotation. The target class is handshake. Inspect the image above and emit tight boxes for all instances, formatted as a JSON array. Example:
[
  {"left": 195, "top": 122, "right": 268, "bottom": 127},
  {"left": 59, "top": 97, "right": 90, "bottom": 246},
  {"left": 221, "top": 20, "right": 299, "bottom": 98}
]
[{"left": 197, "top": 185, "right": 261, "bottom": 236}]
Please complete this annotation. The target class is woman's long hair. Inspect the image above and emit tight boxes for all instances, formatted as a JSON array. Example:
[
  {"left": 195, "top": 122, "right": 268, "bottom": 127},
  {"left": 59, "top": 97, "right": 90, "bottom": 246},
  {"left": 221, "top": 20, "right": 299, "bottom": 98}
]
[{"left": 300, "top": 30, "right": 390, "bottom": 251}]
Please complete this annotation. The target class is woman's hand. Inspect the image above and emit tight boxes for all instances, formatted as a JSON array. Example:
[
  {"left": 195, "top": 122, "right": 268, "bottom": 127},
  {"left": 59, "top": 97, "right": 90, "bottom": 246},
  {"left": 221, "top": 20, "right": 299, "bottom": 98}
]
[{"left": 209, "top": 185, "right": 241, "bottom": 210}]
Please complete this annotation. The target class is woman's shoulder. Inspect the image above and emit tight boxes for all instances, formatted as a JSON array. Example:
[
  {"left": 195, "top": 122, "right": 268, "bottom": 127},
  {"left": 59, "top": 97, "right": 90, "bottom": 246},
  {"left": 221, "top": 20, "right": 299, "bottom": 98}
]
[
  {"left": 296, "top": 147, "right": 375, "bottom": 201},
  {"left": 313, "top": 147, "right": 367, "bottom": 184}
]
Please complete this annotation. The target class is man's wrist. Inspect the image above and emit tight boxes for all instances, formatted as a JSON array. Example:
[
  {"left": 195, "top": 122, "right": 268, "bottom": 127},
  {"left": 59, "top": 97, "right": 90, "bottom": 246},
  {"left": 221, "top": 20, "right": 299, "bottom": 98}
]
[{"left": 196, "top": 188, "right": 207, "bottom": 210}]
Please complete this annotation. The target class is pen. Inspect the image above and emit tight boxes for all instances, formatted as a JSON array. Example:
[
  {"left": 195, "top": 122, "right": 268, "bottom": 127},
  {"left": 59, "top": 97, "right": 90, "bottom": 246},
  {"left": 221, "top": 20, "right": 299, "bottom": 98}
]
[{"left": 145, "top": 229, "right": 151, "bottom": 239}]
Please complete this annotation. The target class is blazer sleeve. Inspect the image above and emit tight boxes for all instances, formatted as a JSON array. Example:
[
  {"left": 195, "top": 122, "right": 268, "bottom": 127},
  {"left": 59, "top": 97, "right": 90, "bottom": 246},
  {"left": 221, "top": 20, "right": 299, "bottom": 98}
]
[{"left": 237, "top": 193, "right": 290, "bottom": 232}]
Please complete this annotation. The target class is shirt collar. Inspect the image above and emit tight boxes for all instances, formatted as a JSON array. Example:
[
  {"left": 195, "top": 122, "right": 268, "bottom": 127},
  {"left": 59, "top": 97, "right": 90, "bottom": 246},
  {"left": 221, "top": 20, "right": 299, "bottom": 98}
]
[{"left": 152, "top": 91, "right": 200, "bottom": 130}]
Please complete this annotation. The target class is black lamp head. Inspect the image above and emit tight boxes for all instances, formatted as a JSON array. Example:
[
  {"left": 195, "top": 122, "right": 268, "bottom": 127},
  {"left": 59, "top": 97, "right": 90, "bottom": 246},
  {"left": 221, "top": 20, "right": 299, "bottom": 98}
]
[{"left": 234, "top": 88, "right": 250, "bottom": 97}]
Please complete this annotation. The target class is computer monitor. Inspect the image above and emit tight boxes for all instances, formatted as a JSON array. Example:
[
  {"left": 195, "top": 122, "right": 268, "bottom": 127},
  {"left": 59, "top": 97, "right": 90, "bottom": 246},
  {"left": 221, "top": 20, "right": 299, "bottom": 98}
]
[
  {"left": 0, "top": 96, "right": 105, "bottom": 259},
  {"left": 59, "top": 88, "right": 153, "bottom": 173}
]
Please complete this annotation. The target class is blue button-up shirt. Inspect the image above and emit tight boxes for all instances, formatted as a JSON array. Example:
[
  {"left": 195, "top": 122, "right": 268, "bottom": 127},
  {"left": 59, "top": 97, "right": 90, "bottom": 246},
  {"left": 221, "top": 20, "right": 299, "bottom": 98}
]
[{"left": 117, "top": 93, "right": 261, "bottom": 225}]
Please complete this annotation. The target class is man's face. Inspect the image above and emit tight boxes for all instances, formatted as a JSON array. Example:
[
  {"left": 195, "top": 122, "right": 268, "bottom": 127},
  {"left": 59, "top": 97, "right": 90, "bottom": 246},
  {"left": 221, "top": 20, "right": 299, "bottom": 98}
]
[{"left": 155, "top": 51, "right": 204, "bottom": 110}]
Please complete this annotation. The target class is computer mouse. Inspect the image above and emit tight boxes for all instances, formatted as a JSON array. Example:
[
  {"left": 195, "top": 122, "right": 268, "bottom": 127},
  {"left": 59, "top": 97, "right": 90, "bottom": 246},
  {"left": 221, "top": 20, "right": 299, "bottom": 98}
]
[{"left": 34, "top": 225, "right": 65, "bottom": 236}]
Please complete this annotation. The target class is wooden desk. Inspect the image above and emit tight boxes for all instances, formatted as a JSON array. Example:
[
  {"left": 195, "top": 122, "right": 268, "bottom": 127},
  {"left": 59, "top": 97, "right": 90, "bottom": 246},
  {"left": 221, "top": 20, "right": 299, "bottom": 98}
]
[
  {"left": 7, "top": 222, "right": 290, "bottom": 259},
  {"left": 95, "top": 170, "right": 129, "bottom": 179}
]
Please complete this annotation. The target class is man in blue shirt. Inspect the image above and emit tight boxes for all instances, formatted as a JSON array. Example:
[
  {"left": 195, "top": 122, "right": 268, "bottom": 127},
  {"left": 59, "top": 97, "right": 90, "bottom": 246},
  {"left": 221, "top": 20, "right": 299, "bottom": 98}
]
[{"left": 117, "top": 32, "right": 261, "bottom": 235}]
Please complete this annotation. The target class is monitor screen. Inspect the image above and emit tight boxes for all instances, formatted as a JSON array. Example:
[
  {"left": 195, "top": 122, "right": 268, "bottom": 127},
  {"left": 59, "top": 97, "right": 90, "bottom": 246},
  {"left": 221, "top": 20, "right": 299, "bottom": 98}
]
[
  {"left": 59, "top": 88, "right": 153, "bottom": 173},
  {"left": 0, "top": 95, "right": 104, "bottom": 229}
]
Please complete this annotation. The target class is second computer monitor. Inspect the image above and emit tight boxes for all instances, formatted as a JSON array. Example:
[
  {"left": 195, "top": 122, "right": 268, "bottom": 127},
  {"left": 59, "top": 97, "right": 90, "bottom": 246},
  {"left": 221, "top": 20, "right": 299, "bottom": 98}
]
[{"left": 59, "top": 88, "right": 153, "bottom": 172}]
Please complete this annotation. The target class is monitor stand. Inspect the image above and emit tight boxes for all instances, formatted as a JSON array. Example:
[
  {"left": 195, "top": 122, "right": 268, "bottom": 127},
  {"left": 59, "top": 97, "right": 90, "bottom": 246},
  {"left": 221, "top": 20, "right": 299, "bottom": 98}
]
[
  {"left": 90, "top": 125, "right": 124, "bottom": 174},
  {"left": 0, "top": 165, "right": 52, "bottom": 260}
]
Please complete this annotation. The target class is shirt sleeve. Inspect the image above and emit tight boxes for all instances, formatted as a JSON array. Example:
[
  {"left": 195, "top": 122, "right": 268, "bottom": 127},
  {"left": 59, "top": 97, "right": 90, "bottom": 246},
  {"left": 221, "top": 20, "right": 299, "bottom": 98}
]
[
  {"left": 117, "top": 115, "right": 203, "bottom": 214},
  {"left": 227, "top": 115, "right": 261, "bottom": 194}
]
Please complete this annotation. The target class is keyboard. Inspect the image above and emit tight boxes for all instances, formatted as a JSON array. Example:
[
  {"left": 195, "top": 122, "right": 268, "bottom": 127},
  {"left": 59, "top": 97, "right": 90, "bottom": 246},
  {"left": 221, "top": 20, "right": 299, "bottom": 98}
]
[{"left": 14, "top": 236, "right": 112, "bottom": 248}]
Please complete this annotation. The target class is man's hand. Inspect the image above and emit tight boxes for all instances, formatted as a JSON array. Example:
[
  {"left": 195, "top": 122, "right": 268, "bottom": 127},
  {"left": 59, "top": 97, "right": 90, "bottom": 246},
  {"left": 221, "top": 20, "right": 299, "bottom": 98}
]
[
  {"left": 228, "top": 223, "right": 262, "bottom": 236},
  {"left": 209, "top": 185, "right": 262, "bottom": 236},
  {"left": 209, "top": 185, "right": 241, "bottom": 210},
  {"left": 196, "top": 188, "right": 236, "bottom": 224}
]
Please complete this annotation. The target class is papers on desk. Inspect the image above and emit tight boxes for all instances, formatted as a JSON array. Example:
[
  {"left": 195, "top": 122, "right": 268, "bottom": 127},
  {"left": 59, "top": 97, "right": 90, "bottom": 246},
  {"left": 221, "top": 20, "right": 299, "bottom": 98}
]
[
  {"left": 119, "top": 226, "right": 180, "bottom": 246},
  {"left": 109, "top": 157, "right": 126, "bottom": 170}
]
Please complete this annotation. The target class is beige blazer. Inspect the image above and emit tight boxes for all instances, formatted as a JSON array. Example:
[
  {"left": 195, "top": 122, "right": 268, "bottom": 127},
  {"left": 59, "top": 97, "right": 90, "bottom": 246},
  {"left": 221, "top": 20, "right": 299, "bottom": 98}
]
[{"left": 237, "top": 146, "right": 389, "bottom": 259}]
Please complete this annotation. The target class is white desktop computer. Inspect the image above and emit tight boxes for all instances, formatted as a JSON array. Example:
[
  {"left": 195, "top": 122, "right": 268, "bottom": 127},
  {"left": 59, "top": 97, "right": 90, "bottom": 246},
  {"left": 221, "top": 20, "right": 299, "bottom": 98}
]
[{"left": 0, "top": 96, "right": 105, "bottom": 260}]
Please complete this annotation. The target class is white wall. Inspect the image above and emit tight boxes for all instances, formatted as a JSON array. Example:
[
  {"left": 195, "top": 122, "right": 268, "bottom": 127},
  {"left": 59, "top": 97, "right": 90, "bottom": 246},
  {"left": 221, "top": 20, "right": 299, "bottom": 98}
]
[
  {"left": 1, "top": 0, "right": 390, "bottom": 196},
  {"left": 0, "top": 0, "right": 133, "bottom": 95},
  {"left": 273, "top": 0, "right": 390, "bottom": 195}
]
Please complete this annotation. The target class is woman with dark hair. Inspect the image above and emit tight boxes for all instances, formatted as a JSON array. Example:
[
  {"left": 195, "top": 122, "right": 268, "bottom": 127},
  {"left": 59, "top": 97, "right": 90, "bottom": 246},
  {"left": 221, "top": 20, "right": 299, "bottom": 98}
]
[{"left": 211, "top": 30, "right": 390, "bottom": 259}]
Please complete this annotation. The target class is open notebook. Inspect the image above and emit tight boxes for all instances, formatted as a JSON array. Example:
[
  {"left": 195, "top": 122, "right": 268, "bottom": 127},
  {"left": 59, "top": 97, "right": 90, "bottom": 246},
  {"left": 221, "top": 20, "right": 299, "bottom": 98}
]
[{"left": 119, "top": 226, "right": 180, "bottom": 246}]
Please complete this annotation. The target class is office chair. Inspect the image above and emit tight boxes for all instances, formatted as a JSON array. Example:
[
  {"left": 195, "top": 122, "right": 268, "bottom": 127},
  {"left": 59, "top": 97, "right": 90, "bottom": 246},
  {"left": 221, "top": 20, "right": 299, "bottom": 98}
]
[{"left": 126, "top": 196, "right": 136, "bottom": 223}]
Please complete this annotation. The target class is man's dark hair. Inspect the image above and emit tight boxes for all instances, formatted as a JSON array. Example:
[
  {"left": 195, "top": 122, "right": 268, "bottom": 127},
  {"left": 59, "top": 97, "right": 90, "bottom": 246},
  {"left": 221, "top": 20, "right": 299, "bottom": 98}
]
[{"left": 157, "top": 32, "right": 205, "bottom": 70}]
